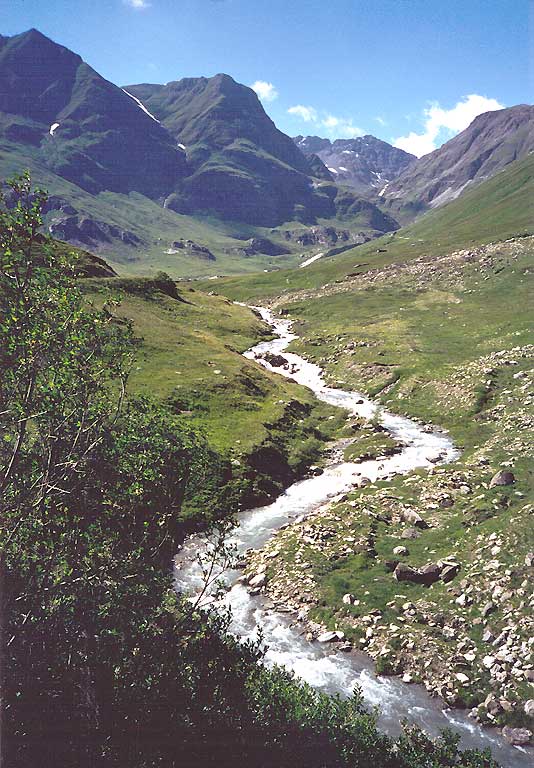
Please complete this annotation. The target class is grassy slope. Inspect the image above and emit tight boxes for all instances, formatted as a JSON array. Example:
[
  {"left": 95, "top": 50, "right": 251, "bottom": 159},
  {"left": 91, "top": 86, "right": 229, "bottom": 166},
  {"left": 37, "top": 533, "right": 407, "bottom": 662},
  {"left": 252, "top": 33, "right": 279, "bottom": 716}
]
[
  {"left": 209, "top": 153, "right": 534, "bottom": 301},
  {"left": 208, "top": 156, "right": 534, "bottom": 727},
  {"left": 82, "top": 278, "right": 344, "bottom": 505}
]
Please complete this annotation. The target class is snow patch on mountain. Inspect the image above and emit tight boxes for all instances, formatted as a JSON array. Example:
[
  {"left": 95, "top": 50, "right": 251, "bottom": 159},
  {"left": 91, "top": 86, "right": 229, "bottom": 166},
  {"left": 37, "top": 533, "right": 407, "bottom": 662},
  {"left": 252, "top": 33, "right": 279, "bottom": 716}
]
[
  {"left": 122, "top": 89, "right": 160, "bottom": 123},
  {"left": 300, "top": 251, "right": 325, "bottom": 268}
]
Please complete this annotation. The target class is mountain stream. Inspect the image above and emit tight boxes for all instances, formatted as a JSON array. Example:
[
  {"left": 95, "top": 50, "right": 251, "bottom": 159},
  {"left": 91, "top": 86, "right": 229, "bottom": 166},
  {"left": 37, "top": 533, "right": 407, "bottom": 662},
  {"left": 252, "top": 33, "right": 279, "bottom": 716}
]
[{"left": 175, "top": 306, "right": 532, "bottom": 767}]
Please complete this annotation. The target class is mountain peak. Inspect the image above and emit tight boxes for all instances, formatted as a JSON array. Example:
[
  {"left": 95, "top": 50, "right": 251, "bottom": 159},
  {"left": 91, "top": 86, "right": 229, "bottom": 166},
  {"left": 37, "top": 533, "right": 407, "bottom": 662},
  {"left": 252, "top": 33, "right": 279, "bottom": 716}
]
[
  {"left": 294, "top": 133, "right": 416, "bottom": 195},
  {"left": 386, "top": 103, "right": 534, "bottom": 208}
]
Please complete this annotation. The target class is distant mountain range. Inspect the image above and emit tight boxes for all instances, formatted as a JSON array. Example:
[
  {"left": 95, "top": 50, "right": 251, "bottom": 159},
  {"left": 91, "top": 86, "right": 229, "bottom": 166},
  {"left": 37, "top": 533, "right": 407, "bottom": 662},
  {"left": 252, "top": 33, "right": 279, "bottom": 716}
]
[
  {"left": 293, "top": 135, "right": 416, "bottom": 196},
  {"left": 0, "top": 29, "right": 396, "bottom": 235},
  {"left": 0, "top": 28, "right": 532, "bottom": 274}
]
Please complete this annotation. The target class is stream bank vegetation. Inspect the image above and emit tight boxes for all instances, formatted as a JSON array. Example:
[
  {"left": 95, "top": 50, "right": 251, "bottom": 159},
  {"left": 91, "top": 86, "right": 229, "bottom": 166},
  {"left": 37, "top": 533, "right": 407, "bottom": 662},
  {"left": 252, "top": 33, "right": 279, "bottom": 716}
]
[{"left": 0, "top": 175, "right": 503, "bottom": 766}]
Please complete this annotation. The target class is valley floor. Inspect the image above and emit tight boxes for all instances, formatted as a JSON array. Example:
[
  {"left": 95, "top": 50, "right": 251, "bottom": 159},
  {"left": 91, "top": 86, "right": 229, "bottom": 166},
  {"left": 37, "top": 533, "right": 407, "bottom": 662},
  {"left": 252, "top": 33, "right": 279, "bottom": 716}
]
[{"left": 236, "top": 236, "right": 534, "bottom": 739}]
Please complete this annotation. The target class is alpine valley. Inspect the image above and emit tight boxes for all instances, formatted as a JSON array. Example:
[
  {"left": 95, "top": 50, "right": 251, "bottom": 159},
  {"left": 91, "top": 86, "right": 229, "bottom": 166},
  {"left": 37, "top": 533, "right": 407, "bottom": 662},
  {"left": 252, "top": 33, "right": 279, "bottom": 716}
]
[{"left": 1, "top": 24, "right": 534, "bottom": 768}]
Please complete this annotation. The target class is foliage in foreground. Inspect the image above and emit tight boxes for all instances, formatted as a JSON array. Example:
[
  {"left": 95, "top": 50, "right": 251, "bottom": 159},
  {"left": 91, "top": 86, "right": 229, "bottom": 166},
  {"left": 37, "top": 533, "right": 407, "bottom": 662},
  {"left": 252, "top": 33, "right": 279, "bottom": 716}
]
[{"left": 0, "top": 174, "right": 498, "bottom": 767}]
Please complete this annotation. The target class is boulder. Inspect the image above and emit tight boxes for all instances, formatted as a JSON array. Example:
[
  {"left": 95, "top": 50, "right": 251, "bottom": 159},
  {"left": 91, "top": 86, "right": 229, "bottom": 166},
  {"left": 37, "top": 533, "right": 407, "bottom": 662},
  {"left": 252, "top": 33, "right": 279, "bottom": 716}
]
[
  {"left": 525, "top": 700, "right": 534, "bottom": 718},
  {"left": 248, "top": 573, "right": 267, "bottom": 589},
  {"left": 393, "top": 545, "right": 409, "bottom": 556},
  {"left": 440, "top": 563, "right": 460, "bottom": 583},
  {"left": 394, "top": 563, "right": 420, "bottom": 582},
  {"left": 418, "top": 563, "right": 442, "bottom": 586},
  {"left": 481, "top": 601, "right": 496, "bottom": 618},
  {"left": 342, "top": 593, "right": 356, "bottom": 605},
  {"left": 525, "top": 552, "right": 534, "bottom": 567},
  {"left": 261, "top": 352, "right": 289, "bottom": 368},
  {"left": 489, "top": 470, "right": 515, "bottom": 488},
  {"left": 502, "top": 726, "right": 532, "bottom": 746}
]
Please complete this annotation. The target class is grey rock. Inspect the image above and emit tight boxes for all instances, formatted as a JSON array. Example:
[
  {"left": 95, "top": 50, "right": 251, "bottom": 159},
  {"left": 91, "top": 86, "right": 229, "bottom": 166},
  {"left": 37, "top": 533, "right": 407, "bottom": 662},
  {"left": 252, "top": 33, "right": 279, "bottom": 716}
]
[
  {"left": 418, "top": 562, "right": 442, "bottom": 586},
  {"left": 401, "top": 527, "right": 421, "bottom": 540},
  {"left": 248, "top": 573, "right": 267, "bottom": 589},
  {"left": 317, "top": 630, "right": 345, "bottom": 643},
  {"left": 394, "top": 563, "right": 420, "bottom": 582},
  {"left": 402, "top": 509, "right": 428, "bottom": 528},
  {"left": 481, "top": 602, "right": 496, "bottom": 618},
  {"left": 501, "top": 726, "right": 532, "bottom": 746},
  {"left": 440, "top": 563, "right": 460, "bottom": 583},
  {"left": 489, "top": 470, "right": 515, "bottom": 488}
]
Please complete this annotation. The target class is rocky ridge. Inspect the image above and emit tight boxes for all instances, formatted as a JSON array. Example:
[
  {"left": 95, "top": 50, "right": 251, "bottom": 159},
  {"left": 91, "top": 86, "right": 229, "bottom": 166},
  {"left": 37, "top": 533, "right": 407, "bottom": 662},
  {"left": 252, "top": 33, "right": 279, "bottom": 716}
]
[{"left": 294, "top": 135, "right": 416, "bottom": 196}]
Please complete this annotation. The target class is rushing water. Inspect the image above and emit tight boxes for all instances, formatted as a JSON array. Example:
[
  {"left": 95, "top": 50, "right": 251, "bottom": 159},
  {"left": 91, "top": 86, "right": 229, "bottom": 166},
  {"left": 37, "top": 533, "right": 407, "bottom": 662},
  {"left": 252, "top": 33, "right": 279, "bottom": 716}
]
[{"left": 175, "top": 307, "right": 532, "bottom": 767}]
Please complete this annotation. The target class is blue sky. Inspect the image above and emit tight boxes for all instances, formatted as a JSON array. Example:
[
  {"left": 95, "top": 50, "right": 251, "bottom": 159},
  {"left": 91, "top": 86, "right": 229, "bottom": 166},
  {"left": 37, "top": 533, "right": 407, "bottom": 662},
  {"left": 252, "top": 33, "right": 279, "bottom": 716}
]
[{"left": 2, "top": 0, "right": 532, "bottom": 155}]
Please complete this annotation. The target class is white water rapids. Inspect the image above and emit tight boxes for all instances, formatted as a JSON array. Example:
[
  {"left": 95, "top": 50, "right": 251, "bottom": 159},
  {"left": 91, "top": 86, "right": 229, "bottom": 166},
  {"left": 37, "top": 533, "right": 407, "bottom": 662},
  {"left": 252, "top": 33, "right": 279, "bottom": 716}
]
[{"left": 175, "top": 307, "right": 532, "bottom": 767}]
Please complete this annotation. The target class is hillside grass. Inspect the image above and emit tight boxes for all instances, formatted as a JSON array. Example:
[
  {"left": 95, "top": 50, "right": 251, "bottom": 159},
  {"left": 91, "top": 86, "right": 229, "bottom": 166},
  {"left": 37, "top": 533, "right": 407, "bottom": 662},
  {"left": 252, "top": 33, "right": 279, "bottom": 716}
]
[
  {"left": 83, "top": 277, "right": 344, "bottom": 459},
  {"left": 207, "top": 154, "right": 534, "bottom": 302}
]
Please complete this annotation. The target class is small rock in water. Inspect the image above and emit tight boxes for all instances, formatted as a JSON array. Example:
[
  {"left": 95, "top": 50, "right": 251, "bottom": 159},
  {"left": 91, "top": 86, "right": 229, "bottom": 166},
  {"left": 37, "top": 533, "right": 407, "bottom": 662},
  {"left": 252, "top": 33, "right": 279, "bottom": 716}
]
[{"left": 501, "top": 726, "right": 532, "bottom": 746}]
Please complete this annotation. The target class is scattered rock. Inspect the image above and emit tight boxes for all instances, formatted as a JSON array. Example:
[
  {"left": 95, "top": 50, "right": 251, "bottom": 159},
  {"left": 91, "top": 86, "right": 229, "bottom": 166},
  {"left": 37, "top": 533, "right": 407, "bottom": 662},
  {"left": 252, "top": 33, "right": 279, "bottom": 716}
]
[
  {"left": 402, "top": 509, "right": 428, "bottom": 528},
  {"left": 317, "top": 630, "right": 345, "bottom": 643},
  {"left": 481, "top": 602, "right": 496, "bottom": 618},
  {"left": 393, "top": 546, "right": 409, "bottom": 556},
  {"left": 489, "top": 470, "right": 515, "bottom": 488},
  {"left": 440, "top": 563, "right": 460, "bottom": 583},
  {"left": 455, "top": 672, "right": 470, "bottom": 685},
  {"left": 401, "top": 527, "right": 421, "bottom": 540}
]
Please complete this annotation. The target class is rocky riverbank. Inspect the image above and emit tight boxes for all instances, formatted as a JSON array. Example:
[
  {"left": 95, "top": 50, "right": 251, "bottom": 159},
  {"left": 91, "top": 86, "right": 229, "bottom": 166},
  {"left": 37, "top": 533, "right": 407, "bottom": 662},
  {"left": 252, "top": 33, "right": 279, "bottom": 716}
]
[{"left": 241, "top": 349, "right": 534, "bottom": 744}]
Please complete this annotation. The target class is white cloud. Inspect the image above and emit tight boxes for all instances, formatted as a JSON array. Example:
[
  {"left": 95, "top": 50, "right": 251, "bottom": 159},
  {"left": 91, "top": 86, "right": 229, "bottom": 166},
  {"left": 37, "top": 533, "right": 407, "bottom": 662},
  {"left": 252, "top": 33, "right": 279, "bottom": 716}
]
[
  {"left": 394, "top": 94, "right": 504, "bottom": 157},
  {"left": 288, "top": 105, "right": 363, "bottom": 138},
  {"left": 375, "top": 116, "right": 387, "bottom": 127},
  {"left": 251, "top": 80, "right": 279, "bottom": 103},
  {"left": 288, "top": 104, "right": 318, "bottom": 122},
  {"left": 322, "top": 114, "right": 364, "bottom": 138},
  {"left": 123, "top": 0, "right": 150, "bottom": 9}
]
